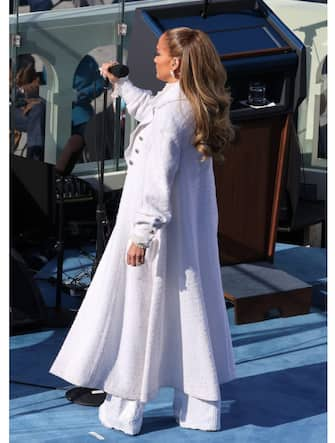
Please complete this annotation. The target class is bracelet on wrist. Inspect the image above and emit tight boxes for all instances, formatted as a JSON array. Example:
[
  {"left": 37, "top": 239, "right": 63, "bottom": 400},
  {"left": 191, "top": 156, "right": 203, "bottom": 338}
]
[{"left": 135, "top": 242, "right": 147, "bottom": 249}]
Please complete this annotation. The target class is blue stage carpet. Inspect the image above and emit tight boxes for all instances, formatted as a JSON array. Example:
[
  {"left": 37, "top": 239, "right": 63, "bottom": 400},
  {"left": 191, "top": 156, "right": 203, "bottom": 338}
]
[{"left": 10, "top": 243, "right": 327, "bottom": 442}]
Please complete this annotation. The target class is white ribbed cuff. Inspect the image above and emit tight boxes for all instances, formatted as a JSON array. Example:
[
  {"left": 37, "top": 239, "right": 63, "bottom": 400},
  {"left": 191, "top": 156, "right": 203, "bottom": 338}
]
[
  {"left": 110, "top": 76, "right": 129, "bottom": 99},
  {"left": 129, "top": 233, "right": 153, "bottom": 249}
]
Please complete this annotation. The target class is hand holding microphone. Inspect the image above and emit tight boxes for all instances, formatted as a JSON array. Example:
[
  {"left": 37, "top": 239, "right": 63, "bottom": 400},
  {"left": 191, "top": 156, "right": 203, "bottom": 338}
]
[{"left": 100, "top": 61, "right": 129, "bottom": 84}]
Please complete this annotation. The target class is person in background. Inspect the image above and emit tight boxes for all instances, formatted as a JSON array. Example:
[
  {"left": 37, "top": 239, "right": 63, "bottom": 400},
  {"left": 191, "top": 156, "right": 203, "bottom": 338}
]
[
  {"left": 11, "top": 52, "right": 104, "bottom": 167},
  {"left": 50, "top": 27, "right": 236, "bottom": 435},
  {"left": 55, "top": 54, "right": 105, "bottom": 174},
  {"left": 12, "top": 54, "right": 46, "bottom": 161}
]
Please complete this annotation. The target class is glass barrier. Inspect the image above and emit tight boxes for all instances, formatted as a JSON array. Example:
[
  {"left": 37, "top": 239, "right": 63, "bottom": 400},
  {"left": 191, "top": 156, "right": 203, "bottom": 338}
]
[
  {"left": 9, "top": 1, "right": 151, "bottom": 176},
  {"left": 317, "top": 56, "right": 327, "bottom": 160}
]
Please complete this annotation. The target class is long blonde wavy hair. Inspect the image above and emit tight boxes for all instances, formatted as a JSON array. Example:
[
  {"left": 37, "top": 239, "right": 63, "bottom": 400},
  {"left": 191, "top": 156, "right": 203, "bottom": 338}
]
[{"left": 164, "top": 27, "right": 235, "bottom": 161}]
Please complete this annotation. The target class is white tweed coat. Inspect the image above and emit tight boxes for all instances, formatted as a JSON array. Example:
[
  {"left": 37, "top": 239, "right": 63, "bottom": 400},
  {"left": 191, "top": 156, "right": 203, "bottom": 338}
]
[{"left": 50, "top": 79, "right": 236, "bottom": 402}]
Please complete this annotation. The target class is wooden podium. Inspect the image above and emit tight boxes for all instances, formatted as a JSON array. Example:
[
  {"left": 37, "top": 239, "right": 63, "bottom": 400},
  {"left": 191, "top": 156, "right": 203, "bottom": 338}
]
[{"left": 214, "top": 115, "right": 312, "bottom": 324}]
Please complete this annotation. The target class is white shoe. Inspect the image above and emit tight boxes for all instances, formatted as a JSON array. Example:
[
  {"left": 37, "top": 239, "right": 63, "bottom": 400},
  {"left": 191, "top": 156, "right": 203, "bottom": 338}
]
[
  {"left": 98, "top": 394, "right": 144, "bottom": 436},
  {"left": 173, "top": 390, "right": 221, "bottom": 431}
]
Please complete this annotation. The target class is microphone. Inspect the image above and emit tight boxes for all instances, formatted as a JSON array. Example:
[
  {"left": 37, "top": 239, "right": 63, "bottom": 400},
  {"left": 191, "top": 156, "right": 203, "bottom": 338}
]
[{"left": 108, "top": 64, "right": 129, "bottom": 78}]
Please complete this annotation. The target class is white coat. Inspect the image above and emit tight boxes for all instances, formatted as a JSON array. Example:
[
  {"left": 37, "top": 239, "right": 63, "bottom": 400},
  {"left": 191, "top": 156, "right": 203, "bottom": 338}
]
[{"left": 50, "top": 79, "right": 236, "bottom": 402}]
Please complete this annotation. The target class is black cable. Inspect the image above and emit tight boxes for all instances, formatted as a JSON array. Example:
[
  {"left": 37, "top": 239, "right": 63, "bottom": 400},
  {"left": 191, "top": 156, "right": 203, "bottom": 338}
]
[
  {"left": 93, "top": 79, "right": 100, "bottom": 176},
  {"left": 78, "top": 247, "right": 96, "bottom": 260}
]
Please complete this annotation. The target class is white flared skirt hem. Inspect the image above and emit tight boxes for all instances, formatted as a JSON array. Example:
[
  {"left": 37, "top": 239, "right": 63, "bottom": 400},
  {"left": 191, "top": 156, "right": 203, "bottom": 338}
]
[{"left": 50, "top": 363, "right": 235, "bottom": 404}]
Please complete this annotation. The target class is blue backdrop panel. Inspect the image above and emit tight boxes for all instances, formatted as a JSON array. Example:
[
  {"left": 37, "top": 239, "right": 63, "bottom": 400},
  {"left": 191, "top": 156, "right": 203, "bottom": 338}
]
[
  {"left": 157, "top": 12, "right": 288, "bottom": 53},
  {"left": 157, "top": 11, "right": 267, "bottom": 31}
]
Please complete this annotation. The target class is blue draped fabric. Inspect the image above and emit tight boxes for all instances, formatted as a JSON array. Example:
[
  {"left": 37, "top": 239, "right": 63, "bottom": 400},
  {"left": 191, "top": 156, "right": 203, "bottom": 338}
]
[{"left": 72, "top": 54, "right": 105, "bottom": 127}]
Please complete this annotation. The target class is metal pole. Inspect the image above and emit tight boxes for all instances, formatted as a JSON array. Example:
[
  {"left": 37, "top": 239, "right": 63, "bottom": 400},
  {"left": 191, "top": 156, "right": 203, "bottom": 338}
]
[
  {"left": 114, "top": 0, "right": 127, "bottom": 171},
  {"left": 55, "top": 177, "right": 65, "bottom": 310},
  {"left": 92, "top": 83, "right": 109, "bottom": 273},
  {"left": 10, "top": 1, "right": 20, "bottom": 154}
]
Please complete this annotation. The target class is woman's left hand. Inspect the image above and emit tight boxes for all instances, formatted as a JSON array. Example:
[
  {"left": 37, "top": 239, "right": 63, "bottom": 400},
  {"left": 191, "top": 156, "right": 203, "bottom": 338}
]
[
  {"left": 100, "top": 61, "right": 121, "bottom": 85},
  {"left": 127, "top": 242, "right": 146, "bottom": 266}
]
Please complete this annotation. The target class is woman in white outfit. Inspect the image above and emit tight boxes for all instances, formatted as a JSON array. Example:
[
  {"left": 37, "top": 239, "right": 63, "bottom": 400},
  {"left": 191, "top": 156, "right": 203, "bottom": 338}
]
[{"left": 50, "top": 27, "right": 236, "bottom": 435}]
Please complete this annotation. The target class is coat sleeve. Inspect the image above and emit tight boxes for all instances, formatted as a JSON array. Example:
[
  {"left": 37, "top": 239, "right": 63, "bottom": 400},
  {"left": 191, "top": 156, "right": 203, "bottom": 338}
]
[
  {"left": 129, "top": 103, "right": 183, "bottom": 247},
  {"left": 112, "top": 78, "right": 154, "bottom": 122}
]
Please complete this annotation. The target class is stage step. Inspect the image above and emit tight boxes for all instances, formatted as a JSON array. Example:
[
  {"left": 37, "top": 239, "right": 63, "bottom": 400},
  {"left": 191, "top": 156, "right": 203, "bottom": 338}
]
[{"left": 221, "top": 262, "right": 312, "bottom": 325}]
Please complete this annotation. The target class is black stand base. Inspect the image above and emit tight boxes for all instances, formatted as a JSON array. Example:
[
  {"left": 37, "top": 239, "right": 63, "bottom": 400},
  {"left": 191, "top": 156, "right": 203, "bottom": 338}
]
[{"left": 65, "top": 387, "right": 106, "bottom": 406}]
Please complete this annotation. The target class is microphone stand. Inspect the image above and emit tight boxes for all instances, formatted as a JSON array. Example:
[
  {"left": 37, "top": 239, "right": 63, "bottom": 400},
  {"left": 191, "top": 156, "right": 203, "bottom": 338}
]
[
  {"left": 65, "top": 79, "right": 110, "bottom": 408},
  {"left": 65, "top": 0, "right": 127, "bottom": 408},
  {"left": 114, "top": 0, "right": 127, "bottom": 171},
  {"left": 90, "top": 80, "right": 111, "bottom": 276}
]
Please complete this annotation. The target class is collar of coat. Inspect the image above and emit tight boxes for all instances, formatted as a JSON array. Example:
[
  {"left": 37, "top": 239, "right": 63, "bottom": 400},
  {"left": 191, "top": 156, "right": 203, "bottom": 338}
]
[{"left": 153, "top": 81, "right": 187, "bottom": 110}]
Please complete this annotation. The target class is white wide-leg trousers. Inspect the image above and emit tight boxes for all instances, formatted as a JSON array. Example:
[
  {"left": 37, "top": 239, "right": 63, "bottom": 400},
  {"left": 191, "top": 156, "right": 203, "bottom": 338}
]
[{"left": 98, "top": 390, "right": 221, "bottom": 435}]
